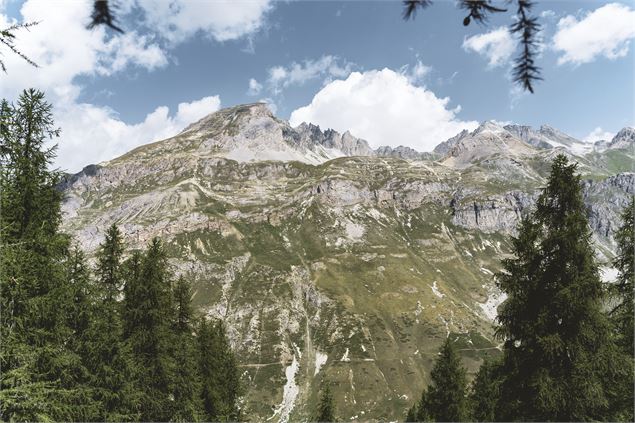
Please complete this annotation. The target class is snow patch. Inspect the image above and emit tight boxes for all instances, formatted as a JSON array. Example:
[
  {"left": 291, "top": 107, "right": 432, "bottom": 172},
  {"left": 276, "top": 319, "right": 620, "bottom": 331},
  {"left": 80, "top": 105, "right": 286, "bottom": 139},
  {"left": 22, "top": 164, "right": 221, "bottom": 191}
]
[
  {"left": 345, "top": 221, "right": 365, "bottom": 240},
  {"left": 479, "top": 288, "right": 507, "bottom": 321},
  {"left": 314, "top": 351, "right": 328, "bottom": 376},
  {"left": 431, "top": 281, "right": 445, "bottom": 298},
  {"left": 600, "top": 266, "right": 619, "bottom": 283},
  {"left": 480, "top": 267, "right": 494, "bottom": 275},
  {"left": 340, "top": 348, "right": 350, "bottom": 362},
  {"left": 267, "top": 354, "right": 300, "bottom": 423}
]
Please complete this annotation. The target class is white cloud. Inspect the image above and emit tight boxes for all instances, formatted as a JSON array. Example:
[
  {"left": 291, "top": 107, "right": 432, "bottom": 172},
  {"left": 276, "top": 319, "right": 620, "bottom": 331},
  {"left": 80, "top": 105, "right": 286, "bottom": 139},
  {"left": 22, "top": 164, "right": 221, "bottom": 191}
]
[
  {"left": 0, "top": 1, "right": 222, "bottom": 173},
  {"left": 247, "top": 78, "right": 263, "bottom": 96},
  {"left": 267, "top": 55, "right": 354, "bottom": 94},
  {"left": 0, "top": 1, "right": 167, "bottom": 103},
  {"left": 289, "top": 69, "right": 478, "bottom": 151},
  {"left": 553, "top": 3, "right": 635, "bottom": 65},
  {"left": 401, "top": 60, "right": 432, "bottom": 84},
  {"left": 540, "top": 10, "right": 557, "bottom": 20},
  {"left": 462, "top": 27, "right": 516, "bottom": 68},
  {"left": 135, "top": 0, "right": 273, "bottom": 43},
  {"left": 55, "top": 96, "right": 221, "bottom": 172},
  {"left": 258, "top": 97, "right": 277, "bottom": 114},
  {"left": 583, "top": 127, "right": 615, "bottom": 143}
]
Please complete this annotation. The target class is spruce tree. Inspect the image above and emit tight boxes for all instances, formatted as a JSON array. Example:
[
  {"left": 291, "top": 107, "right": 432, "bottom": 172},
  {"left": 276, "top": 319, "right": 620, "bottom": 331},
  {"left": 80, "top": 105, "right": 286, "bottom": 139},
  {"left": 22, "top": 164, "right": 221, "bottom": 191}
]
[
  {"left": 405, "top": 404, "right": 416, "bottom": 422},
  {"left": 607, "top": 198, "right": 635, "bottom": 421},
  {"left": 468, "top": 358, "right": 502, "bottom": 422},
  {"left": 0, "top": 89, "right": 96, "bottom": 420},
  {"left": 171, "top": 276, "right": 202, "bottom": 422},
  {"left": 122, "top": 249, "right": 143, "bottom": 340},
  {"left": 86, "top": 224, "right": 140, "bottom": 421},
  {"left": 125, "top": 238, "right": 175, "bottom": 421},
  {"left": 421, "top": 338, "right": 468, "bottom": 422},
  {"left": 495, "top": 154, "right": 630, "bottom": 421},
  {"left": 315, "top": 383, "right": 336, "bottom": 422},
  {"left": 611, "top": 198, "right": 634, "bottom": 355},
  {"left": 414, "top": 389, "right": 431, "bottom": 422},
  {"left": 198, "top": 318, "right": 242, "bottom": 421}
]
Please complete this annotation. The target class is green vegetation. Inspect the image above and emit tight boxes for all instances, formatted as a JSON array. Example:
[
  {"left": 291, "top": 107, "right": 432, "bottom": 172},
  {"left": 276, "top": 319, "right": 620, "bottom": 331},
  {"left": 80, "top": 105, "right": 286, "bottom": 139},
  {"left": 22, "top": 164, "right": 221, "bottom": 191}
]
[
  {"left": 407, "top": 337, "right": 468, "bottom": 422},
  {"left": 407, "top": 155, "right": 635, "bottom": 421},
  {"left": 315, "top": 383, "right": 337, "bottom": 422},
  {"left": 0, "top": 90, "right": 241, "bottom": 422}
]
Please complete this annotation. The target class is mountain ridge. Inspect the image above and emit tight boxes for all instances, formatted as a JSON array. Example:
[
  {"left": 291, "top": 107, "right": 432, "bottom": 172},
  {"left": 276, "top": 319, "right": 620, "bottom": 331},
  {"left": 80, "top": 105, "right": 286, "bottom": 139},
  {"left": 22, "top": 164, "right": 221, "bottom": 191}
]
[
  {"left": 60, "top": 102, "right": 634, "bottom": 422},
  {"left": 81, "top": 103, "right": 632, "bottom": 174}
]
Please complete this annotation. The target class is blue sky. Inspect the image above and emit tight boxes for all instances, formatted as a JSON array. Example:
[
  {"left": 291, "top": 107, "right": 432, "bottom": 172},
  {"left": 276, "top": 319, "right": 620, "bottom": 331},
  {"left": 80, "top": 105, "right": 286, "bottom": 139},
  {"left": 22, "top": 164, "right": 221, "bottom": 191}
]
[{"left": 1, "top": 0, "right": 634, "bottom": 171}]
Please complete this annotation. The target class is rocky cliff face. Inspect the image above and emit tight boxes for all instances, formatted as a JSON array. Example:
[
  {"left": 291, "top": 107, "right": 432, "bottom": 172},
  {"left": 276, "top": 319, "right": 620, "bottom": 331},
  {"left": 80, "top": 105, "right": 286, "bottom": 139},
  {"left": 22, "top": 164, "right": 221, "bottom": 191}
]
[{"left": 61, "top": 104, "right": 634, "bottom": 422}]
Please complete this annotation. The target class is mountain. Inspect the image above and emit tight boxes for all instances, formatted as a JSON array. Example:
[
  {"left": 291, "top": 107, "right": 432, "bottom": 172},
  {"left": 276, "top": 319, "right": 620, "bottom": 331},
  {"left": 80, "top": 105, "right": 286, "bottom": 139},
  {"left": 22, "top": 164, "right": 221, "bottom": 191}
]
[
  {"left": 504, "top": 123, "right": 593, "bottom": 154},
  {"left": 609, "top": 126, "right": 635, "bottom": 150},
  {"left": 60, "top": 104, "right": 634, "bottom": 422}
]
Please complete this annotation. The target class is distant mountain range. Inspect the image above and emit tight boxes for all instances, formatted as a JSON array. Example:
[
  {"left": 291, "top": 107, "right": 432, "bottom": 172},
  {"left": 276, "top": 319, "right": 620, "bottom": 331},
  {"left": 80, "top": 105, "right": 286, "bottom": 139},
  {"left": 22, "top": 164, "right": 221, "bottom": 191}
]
[{"left": 61, "top": 103, "right": 634, "bottom": 422}]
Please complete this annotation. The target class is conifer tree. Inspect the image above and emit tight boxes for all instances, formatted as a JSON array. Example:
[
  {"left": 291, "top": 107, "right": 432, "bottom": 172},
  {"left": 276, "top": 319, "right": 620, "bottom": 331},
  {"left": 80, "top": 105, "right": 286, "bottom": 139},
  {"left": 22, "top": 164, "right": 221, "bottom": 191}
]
[
  {"left": 122, "top": 250, "right": 143, "bottom": 340},
  {"left": 421, "top": 338, "right": 468, "bottom": 422},
  {"left": 405, "top": 404, "right": 416, "bottom": 422},
  {"left": 495, "top": 154, "right": 630, "bottom": 421},
  {"left": 65, "top": 245, "right": 93, "bottom": 352},
  {"left": 611, "top": 198, "right": 634, "bottom": 355},
  {"left": 414, "top": 389, "right": 431, "bottom": 422},
  {"left": 468, "top": 358, "right": 502, "bottom": 422},
  {"left": 86, "top": 224, "right": 139, "bottom": 421},
  {"left": 171, "top": 276, "right": 202, "bottom": 422},
  {"left": 607, "top": 198, "right": 635, "bottom": 421},
  {"left": 315, "top": 383, "right": 336, "bottom": 422},
  {"left": 198, "top": 318, "right": 242, "bottom": 421},
  {"left": 0, "top": 89, "right": 95, "bottom": 420},
  {"left": 125, "top": 238, "right": 175, "bottom": 421}
]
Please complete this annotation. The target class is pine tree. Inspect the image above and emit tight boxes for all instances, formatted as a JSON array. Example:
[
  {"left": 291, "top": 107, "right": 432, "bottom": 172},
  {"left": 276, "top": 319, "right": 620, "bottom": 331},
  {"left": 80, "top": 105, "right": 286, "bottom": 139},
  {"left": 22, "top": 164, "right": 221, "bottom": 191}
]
[
  {"left": 495, "top": 154, "right": 631, "bottom": 421},
  {"left": 315, "top": 383, "right": 336, "bottom": 422},
  {"left": 0, "top": 89, "right": 96, "bottom": 420},
  {"left": 124, "top": 238, "right": 175, "bottom": 421},
  {"left": 198, "top": 318, "right": 242, "bottom": 421},
  {"left": 171, "top": 276, "right": 202, "bottom": 422},
  {"left": 421, "top": 337, "right": 468, "bottom": 422},
  {"left": 468, "top": 358, "right": 502, "bottom": 422}
]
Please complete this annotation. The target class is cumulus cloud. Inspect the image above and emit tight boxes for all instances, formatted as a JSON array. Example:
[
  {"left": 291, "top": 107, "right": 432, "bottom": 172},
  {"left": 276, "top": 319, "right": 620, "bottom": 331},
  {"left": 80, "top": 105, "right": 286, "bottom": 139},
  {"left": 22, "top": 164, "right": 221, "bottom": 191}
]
[
  {"left": 0, "top": 1, "right": 224, "bottom": 172},
  {"left": 0, "top": 1, "right": 167, "bottom": 103},
  {"left": 267, "top": 55, "right": 354, "bottom": 94},
  {"left": 135, "top": 0, "right": 273, "bottom": 43},
  {"left": 55, "top": 96, "right": 221, "bottom": 172},
  {"left": 462, "top": 27, "right": 516, "bottom": 68},
  {"left": 247, "top": 78, "right": 263, "bottom": 96},
  {"left": 583, "top": 127, "right": 615, "bottom": 143},
  {"left": 289, "top": 69, "right": 478, "bottom": 151},
  {"left": 553, "top": 3, "right": 635, "bottom": 65}
]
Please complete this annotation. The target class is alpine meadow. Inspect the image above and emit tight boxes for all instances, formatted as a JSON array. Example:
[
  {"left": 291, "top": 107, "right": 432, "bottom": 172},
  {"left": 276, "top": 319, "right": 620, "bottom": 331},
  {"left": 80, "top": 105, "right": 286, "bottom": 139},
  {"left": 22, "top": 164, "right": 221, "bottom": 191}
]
[{"left": 0, "top": 1, "right": 633, "bottom": 422}]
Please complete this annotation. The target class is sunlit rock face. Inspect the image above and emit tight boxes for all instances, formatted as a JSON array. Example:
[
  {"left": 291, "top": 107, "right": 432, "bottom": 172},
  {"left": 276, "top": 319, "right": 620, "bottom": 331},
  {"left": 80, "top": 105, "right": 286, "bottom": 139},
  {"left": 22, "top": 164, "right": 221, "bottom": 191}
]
[{"left": 61, "top": 104, "right": 634, "bottom": 421}]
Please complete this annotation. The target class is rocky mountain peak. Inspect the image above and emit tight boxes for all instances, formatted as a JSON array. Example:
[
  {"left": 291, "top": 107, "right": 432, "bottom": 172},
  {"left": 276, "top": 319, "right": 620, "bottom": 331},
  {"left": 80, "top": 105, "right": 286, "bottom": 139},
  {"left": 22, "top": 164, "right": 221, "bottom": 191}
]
[
  {"left": 473, "top": 120, "right": 507, "bottom": 135},
  {"left": 180, "top": 102, "right": 276, "bottom": 136},
  {"left": 609, "top": 127, "right": 635, "bottom": 149}
]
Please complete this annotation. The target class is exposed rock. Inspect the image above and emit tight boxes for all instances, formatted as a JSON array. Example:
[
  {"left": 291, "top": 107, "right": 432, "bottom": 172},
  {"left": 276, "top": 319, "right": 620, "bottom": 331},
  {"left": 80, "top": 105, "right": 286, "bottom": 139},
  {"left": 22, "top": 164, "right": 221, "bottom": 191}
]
[
  {"left": 59, "top": 103, "right": 634, "bottom": 422},
  {"left": 608, "top": 127, "right": 635, "bottom": 150}
]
